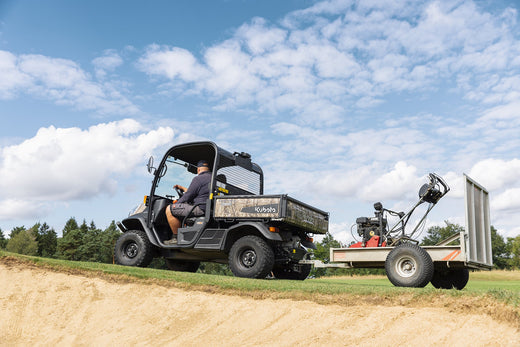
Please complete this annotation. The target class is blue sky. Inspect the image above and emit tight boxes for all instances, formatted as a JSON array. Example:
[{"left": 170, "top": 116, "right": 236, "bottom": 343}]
[{"left": 1, "top": 0, "right": 519, "bottom": 242}]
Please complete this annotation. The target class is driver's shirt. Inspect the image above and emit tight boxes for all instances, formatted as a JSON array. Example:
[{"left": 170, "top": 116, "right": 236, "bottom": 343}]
[{"left": 177, "top": 170, "right": 212, "bottom": 211}]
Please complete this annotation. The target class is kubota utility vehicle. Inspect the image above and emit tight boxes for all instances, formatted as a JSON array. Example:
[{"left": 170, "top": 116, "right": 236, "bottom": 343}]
[{"left": 114, "top": 141, "right": 328, "bottom": 279}]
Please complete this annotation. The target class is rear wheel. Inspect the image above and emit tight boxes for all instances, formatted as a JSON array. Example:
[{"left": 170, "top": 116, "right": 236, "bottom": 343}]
[
  {"left": 229, "top": 235, "right": 274, "bottom": 279},
  {"left": 385, "top": 243, "right": 433, "bottom": 288},
  {"left": 431, "top": 268, "right": 469, "bottom": 290},
  {"left": 165, "top": 259, "right": 200, "bottom": 273},
  {"left": 273, "top": 264, "right": 312, "bottom": 280},
  {"left": 114, "top": 230, "right": 154, "bottom": 267}
]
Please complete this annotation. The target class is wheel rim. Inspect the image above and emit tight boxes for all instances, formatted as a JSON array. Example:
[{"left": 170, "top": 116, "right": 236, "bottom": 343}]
[
  {"left": 239, "top": 249, "right": 257, "bottom": 268},
  {"left": 395, "top": 256, "right": 416, "bottom": 278},
  {"left": 124, "top": 242, "right": 139, "bottom": 258}
]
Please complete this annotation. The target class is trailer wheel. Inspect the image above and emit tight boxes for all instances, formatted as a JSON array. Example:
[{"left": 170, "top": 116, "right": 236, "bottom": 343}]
[
  {"left": 114, "top": 230, "right": 154, "bottom": 267},
  {"left": 229, "top": 235, "right": 274, "bottom": 279},
  {"left": 431, "top": 268, "right": 469, "bottom": 290},
  {"left": 450, "top": 268, "right": 469, "bottom": 290},
  {"left": 385, "top": 243, "right": 433, "bottom": 288},
  {"left": 273, "top": 264, "right": 312, "bottom": 280},
  {"left": 165, "top": 259, "right": 200, "bottom": 273}
]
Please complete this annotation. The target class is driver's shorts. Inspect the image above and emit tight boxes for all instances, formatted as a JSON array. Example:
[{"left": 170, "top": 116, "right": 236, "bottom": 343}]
[{"left": 169, "top": 202, "right": 204, "bottom": 218}]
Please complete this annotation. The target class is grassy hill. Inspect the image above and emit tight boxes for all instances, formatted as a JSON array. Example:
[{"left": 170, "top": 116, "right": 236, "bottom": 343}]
[{"left": 1, "top": 250, "right": 519, "bottom": 327}]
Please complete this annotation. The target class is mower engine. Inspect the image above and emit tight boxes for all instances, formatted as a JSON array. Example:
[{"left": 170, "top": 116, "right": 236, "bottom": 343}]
[
  {"left": 351, "top": 202, "right": 388, "bottom": 248},
  {"left": 350, "top": 173, "right": 450, "bottom": 248}
]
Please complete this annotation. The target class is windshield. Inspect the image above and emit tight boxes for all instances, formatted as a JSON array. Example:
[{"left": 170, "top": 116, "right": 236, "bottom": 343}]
[{"left": 154, "top": 156, "right": 196, "bottom": 199}]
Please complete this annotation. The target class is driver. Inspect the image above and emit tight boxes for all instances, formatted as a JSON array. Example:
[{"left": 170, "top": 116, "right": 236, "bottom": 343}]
[{"left": 164, "top": 159, "right": 212, "bottom": 245}]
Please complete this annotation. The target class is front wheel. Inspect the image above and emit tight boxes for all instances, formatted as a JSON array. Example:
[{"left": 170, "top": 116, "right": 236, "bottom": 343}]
[
  {"left": 114, "top": 230, "right": 154, "bottom": 267},
  {"left": 228, "top": 235, "right": 274, "bottom": 279},
  {"left": 385, "top": 243, "right": 433, "bottom": 288}
]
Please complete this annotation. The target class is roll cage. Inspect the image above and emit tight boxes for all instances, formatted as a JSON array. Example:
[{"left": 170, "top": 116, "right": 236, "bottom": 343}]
[{"left": 147, "top": 141, "right": 264, "bottom": 228}]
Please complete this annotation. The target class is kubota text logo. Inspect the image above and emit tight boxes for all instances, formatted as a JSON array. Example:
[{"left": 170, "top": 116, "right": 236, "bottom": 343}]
[{"left": 241, "top": 204, "right": 278, "bottom": 214}]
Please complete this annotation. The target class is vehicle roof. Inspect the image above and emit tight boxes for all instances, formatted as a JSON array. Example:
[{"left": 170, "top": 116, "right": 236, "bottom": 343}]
[{"left": 163, "top": 141, "right": 262, "bottom": 174}]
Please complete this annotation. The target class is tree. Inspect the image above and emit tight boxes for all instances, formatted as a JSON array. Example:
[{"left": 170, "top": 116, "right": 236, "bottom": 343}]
[
  {"left": 56, "top": 228, "right": 83, "bottom": 261},
  {"left": 34, "top": 223, "right": 58, "bottom": 258},
  {"left": 62, "top": 217, "right": 79, "bottom": 237},
  {"left": 506, "top": 235, "right": 520, "bottom": 269},
  {"left": 56, "top": 219, "right": 122, "bottom": 264},
  {"left": 314, "top": 233, "right": 343, "bottom": 262},
  {"left": 491, "top": 226, "right": 509, "bottom": 269},
  {"left": 6, "top": 229, "right": 38, "bottom": 255},
  {"left": 421, "top": 221, "right": 464, "bottom": 246},
  {"left": 0, "top": 228, "right": 7, "bottom": 249},
  {"left": 9, "top": 226, "right": 26, "bottom": 239},
  {"left": 77, "top": 221, "right": 102, "bottom": 262},
  {"left": 311, "top": 233, "right": 347, "bottom": 277},
  {"left": 98, "top": 221, "right": 121, "bottom": 263}
]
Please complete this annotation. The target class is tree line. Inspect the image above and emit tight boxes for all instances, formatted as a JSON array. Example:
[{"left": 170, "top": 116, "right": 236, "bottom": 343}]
[
  {"left": 0, "top": 218, "right": 120, "bottom": 263},
  {"left": 1, "top": 219, "right": 519, "bottom": 275}
]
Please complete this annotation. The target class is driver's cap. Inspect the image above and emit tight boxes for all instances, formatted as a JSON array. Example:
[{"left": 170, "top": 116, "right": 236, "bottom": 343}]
[{"left": 197, "top": 160, "right": 209, "bottom": 168}]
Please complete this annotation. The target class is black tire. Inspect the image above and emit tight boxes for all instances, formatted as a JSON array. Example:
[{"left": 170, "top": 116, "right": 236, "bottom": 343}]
[
  {"left": 114, "top": 230, "right": 154, "bottom": 267},
  {"left": 385, "top": 243, "right": 434, "bottom": 288},
  {"left": 273, "top": 264, "right": 312, "bottom": 280},
  {"left": 431, "top": 268, "right": 469, "bottom": 290},
  {"left": 431, "top": 269, "right": 452, "bottom": 289},
  {"left": 165, "top": 259, "right": 200, "bottom": 273},
  {"left": 228, "top": 235, "right": 274, "bottom": 279},
  {"left": 450, "top": 268, "right": 469, "bottom": 290}
]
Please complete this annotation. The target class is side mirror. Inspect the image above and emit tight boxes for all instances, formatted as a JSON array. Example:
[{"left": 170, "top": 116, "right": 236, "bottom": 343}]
[{"left": 147, "top": 156, "right": 156, "bottom": 174}]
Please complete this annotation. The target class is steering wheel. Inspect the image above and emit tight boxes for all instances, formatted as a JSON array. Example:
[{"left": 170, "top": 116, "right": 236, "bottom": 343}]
[{"left": 175, "top": 186, "right": 184, "bottom": 198}]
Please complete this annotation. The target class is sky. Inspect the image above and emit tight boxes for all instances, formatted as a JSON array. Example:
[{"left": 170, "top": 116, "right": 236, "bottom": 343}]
[{"left": 0, "top": 0, "right": 519, "bottom": 243}]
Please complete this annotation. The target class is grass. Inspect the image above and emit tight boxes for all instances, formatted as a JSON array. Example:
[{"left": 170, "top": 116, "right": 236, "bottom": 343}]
[{"left": 2, "top": 250, "right": 520, "bottom": 327}]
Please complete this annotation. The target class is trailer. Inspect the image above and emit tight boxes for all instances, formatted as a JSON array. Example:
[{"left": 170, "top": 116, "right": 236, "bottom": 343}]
[{"left": 303, "top": 174, "right": 492, "bottom": 289}]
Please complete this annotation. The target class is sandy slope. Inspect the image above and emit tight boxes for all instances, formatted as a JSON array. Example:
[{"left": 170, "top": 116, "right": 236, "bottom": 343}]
[{"left": 1, "top": 263, "right": 518, "bottom": 346}]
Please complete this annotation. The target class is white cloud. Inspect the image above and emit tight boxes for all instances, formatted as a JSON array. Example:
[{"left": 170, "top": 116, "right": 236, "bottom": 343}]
[
  {"left": 492, "top": 188, "right": 520, "bottom": 212},
  {"left": 0, "top": 50, "right": 139, "bottom": 115},
  {"left": 92, "top": 50, "right": 124, "bottom": 79},
  {"left": 0, "top": 119, "right": 174, "bottom": 219},
  {"left": 360, "top": 161, "right": 422, "bottom": 201},
  {"left": 138, "top": 44, "right": 208, "bottom": 82},
  {"left": 0, "top": 199, "right": 51, "bottom": 220},
  {"left": 469, "top": 158, "right": 520, "bottom": 191},
  {"left": 136, "top": 0, "right": 520, "bottom": 129},
  {"left": 0, "top": 50, "right": 32, "bottom": 98}
]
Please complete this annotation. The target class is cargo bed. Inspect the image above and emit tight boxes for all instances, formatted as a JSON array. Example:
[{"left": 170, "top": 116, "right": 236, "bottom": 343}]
[{"left": 213, "top": 194, "right": 329, "bottom": 234}]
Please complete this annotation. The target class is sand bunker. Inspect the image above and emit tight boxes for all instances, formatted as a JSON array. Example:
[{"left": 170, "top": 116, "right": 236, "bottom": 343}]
[{"left": 1, "top": 262, "right": 518, "bottom": 346}]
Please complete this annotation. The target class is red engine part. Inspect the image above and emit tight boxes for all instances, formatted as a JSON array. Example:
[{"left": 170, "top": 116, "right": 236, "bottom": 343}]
[{"left": 349, "top": 236, "right": 386, "bottom": 248}]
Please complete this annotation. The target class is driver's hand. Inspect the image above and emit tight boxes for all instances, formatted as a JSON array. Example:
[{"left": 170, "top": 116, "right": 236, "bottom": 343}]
[{"left": 174, "top": 184, "right": 187, "bottom": 192}]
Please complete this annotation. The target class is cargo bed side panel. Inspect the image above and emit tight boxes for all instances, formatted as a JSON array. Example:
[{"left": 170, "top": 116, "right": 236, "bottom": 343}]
[
  {"left": 213, "top": 195, "right": 329, "bottom": 234},
  {"left": 285, "top": 200, "right": 328, "bottom": 234},
  {"left": 213, "top": 196, "right": 283, "bottom": 219}
]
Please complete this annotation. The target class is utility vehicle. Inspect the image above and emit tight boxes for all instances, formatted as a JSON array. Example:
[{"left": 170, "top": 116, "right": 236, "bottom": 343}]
[{"left": 114, "top": 141, "right": 328, "bottom": 279}]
